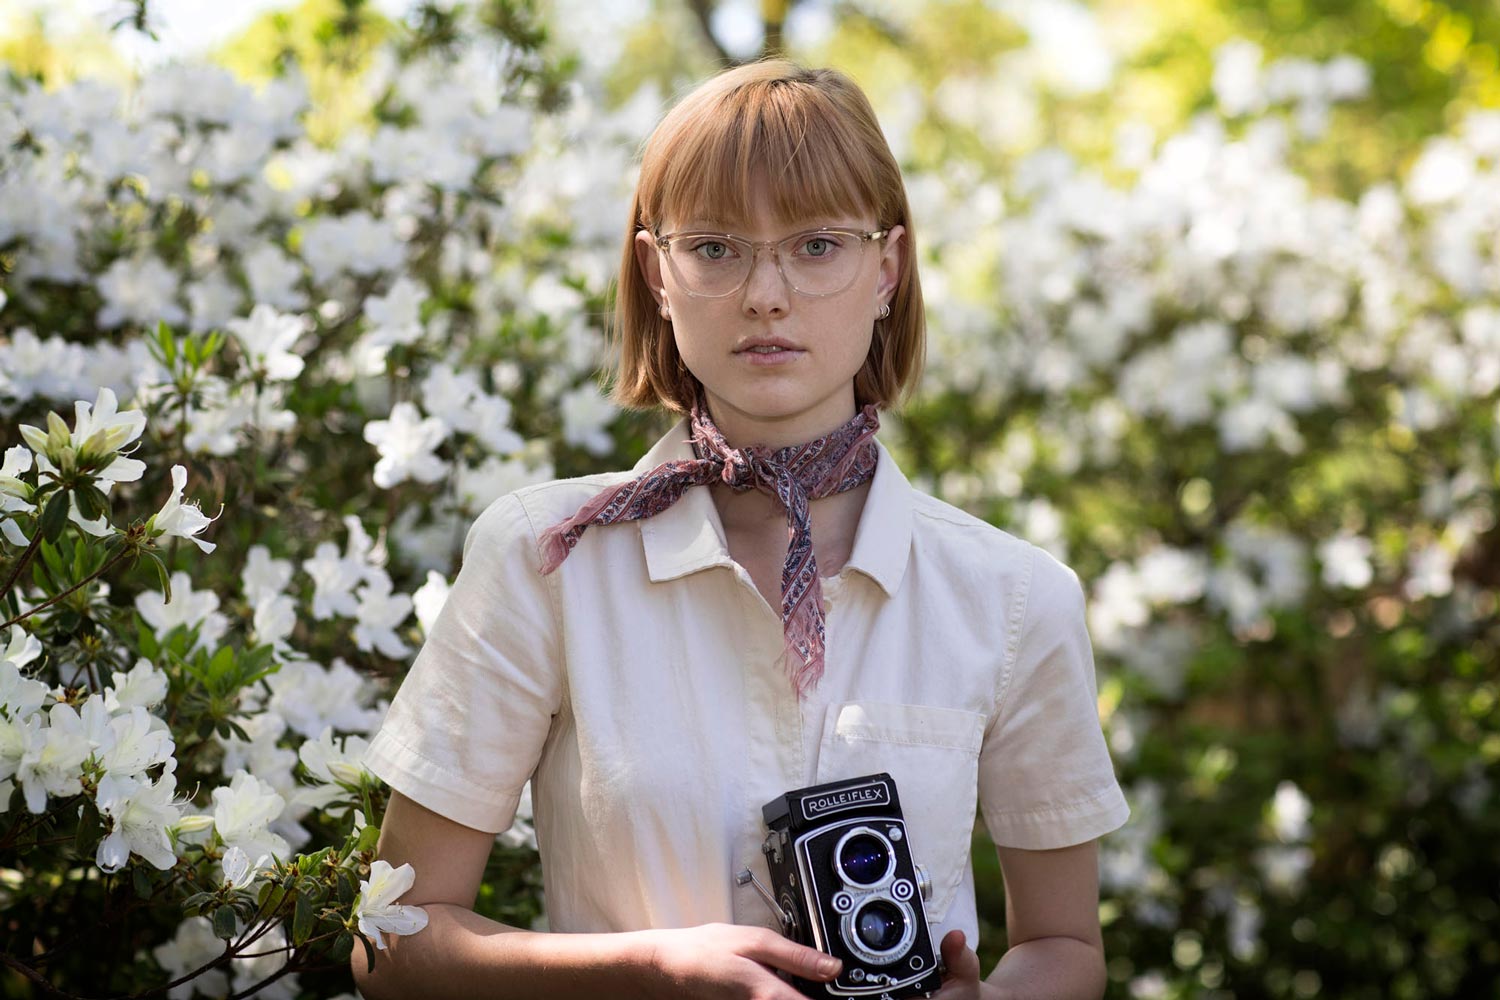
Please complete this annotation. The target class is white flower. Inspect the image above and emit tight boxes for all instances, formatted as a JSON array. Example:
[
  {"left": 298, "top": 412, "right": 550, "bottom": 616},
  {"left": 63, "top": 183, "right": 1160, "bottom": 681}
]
[
  {"left": 17, "top": 703, "right": 92, "bottom": 812},
  {"left": 298, "top": 726, "right": 371, "bottom": 786},
  {"left": 135, "top": 571, "right": 229, "bottom": 651},
  {"left": 559, "top": 384, "right": 618, "bottom": 455},
  {"left": 264, "top": 658, "right": 383, "bottom": 738},
  {"left": 362, "top": 276, "right": 428, "bottom": 348},
  {"left": 411, "top": 570, "right": 450, "bottom": 636},
  {"left": 1269, "top": 781, "right": 1312, "bottom": 842},
  {"left": 0, "top": 655, "right": 50, "bottom": 721},
  {"left": 1135, "top": 546, "right": 1208, "bottom": 605},
  {"left": 354, "top": 859, "right": 430, "bottom": 950},
  {"left": 1254, "top": 843, "right": 1314, "bottom": 896},
  {"left": 230, "top": 921, "right": 299, "bottom": 1000},
  {"left": 150, "top": 465, "right": 218, "bottom": 554},
  {"left": 353, "top": 573, "right": 413, "bottom": 659},
  {"left": 303, "top": 542, "right": 363, "bottom": 620},
  {"left": 69, "top": 386, "right": 147, "bottom": 468},
  {"left": 227, "top": 304, "right": 309, "bottom": 381},
  {"left": 242, "top": 242, "right": 308, "bottom": 311},
  {"left": 363, "top": 402, "right": 449, "bottom": 489},
  {"left": 96, "top": 254, "right": 185, "bottom": 329},
  {"left": 1318, "top": 533, "right": 1373, "bottom": 589},
  {"left": 95, "top": 768, "right": 181, "bottom": 872},
  {"left": 104, "top": 658, "right": 169, "bottom": 714},
  {"left": 220, "top": 843, "right": 271, "bottom": 889},
  {"left": 211, "top": 769, "right": 291, "bottom": 862},
  {"left": 242, "top": 544, "right": 294, "bottom": 605},
  {"left": 1404, "top": 542, "right": 1454, "bottom": 599},
  {"left": 99, "top": 706, "right": 175, "bottom": 778},
  {"left": 152, "top": 917, "right": 230, "bottom": 1000}
]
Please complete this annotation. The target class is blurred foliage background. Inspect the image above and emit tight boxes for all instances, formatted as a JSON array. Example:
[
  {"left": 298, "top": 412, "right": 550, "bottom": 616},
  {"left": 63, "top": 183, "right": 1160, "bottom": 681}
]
[{"left": 2, "top": 1, "right": 1498, "bottom": 998}]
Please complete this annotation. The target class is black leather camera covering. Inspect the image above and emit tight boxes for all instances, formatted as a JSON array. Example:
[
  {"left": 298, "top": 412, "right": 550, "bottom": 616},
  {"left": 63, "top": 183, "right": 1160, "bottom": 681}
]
[{"left": 760, "top": 773, "right": 944, "bottom": 999}]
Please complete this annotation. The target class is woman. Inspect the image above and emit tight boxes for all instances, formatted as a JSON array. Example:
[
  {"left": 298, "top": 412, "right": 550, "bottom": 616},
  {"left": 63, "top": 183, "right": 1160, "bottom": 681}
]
[{"left": 354, "top": 59, "right": 1129, "bottom": 1000}]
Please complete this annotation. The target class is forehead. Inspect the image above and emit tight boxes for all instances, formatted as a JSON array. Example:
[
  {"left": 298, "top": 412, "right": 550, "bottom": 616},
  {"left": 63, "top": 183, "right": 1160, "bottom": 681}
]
[{"left": 646, "top": 83, "right": 882, "bottom": 234}]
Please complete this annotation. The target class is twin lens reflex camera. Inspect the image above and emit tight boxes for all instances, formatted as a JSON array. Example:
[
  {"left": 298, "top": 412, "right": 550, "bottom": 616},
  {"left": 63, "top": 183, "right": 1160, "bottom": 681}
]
[{"left": 736, "top": 772, "right": 944, "bottom": 999}]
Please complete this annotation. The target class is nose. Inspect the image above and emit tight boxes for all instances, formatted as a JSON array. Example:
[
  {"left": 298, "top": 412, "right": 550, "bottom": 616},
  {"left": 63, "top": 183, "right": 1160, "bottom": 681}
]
[{"left": 740, "top": 244, "right": 789, "bottom": 318}]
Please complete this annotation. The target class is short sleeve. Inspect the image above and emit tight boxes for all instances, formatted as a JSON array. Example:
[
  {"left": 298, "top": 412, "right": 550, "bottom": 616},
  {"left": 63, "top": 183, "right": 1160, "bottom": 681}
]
[
  {"left": 977, "top": 546, "right": 1130, "bottom": 850},
  {"left": 362, "top": 492, "right": 562, "bottom": 834}
]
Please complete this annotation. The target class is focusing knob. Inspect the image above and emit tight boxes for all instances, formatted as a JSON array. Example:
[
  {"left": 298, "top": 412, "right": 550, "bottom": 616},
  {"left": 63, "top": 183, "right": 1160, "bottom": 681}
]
[{"left": 913, "top": 863, "right": 933, "bottom": 903}]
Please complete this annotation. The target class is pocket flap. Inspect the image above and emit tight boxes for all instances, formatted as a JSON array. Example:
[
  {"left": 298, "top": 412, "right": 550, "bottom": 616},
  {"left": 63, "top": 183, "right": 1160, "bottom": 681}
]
[{"left": 828, "top": 702, "right": 985, "bottom": 753}]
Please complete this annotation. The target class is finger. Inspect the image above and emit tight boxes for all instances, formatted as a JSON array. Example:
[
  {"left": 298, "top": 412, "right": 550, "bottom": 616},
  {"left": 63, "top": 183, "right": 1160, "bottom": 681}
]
[
  {"left": 939, "top": 929, "right": 982, "bottom": 982},
  {"left": 737, "top": 928, "right": 843, "bottom": 981}
]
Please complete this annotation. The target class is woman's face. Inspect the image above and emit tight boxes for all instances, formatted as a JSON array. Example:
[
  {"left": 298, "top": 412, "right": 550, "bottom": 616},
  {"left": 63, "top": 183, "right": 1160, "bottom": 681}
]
[{"left": 634, "top": 171, "right": 906, "bottom": 448}]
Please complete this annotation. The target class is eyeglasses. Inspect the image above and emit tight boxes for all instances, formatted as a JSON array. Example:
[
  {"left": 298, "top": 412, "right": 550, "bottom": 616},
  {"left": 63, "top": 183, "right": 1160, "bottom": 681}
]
[{"left": 653, "top": 226, "right": 889, "bottom": 299}]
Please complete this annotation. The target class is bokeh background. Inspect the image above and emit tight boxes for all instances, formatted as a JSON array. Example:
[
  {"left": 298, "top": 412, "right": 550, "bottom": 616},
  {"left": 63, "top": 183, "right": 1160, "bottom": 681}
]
[{"left": 1, "top": 1, "right": 1498, "bottom": 998}]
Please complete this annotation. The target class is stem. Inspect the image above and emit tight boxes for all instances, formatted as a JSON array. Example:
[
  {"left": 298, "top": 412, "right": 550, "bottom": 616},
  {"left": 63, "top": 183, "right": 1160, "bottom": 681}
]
[
  {"left": 0, "top": 524, "right": 44, "bottom": 599},
  {"left": 0, "top": 550, "right": 131, "bottom": 629}
]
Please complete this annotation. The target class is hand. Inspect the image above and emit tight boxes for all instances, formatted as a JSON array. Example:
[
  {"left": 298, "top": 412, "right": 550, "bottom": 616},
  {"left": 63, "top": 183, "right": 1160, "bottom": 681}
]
[
  {"left": 932, "top": 929, "right": 1002, "bottom": 999},
  {"left": 634, "top": 922, "right": 842, "bottom": 1000}
]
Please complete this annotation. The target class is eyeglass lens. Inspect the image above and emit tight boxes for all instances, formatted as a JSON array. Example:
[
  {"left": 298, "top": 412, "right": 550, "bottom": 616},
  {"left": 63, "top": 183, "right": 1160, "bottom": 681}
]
[{"left": 666, "top": 232, "right": 867, "bottom": 296}]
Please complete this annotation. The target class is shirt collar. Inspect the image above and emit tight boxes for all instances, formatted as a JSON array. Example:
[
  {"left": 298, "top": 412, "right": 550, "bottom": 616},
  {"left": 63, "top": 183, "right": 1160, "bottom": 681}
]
[{"left": 633, "top": 416, "right": 913, "bottom": 597}]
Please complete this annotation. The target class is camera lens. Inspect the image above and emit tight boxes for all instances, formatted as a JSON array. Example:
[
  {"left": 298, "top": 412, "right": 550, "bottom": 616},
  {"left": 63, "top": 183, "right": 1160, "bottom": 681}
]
[
  {"left": 853, "top": 900, "right": 907, "bottom": 953},
  {"left": 837, "top": 833, "right": 891, "bottom": 886}
]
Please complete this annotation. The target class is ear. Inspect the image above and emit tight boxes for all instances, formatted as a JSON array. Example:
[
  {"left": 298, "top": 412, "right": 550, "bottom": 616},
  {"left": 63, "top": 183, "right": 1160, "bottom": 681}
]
[
  {"left": 876, "top": 224, "right": 906, "bottom": 306},
  {"left": 634, "top": 230, "right": 667, "bottom": 307}
]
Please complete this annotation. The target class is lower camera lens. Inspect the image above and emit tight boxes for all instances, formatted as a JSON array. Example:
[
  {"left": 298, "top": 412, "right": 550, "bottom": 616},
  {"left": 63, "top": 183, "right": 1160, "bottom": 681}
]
[
  {"left": 837, "top": 833, "right": 891, "bottom": 886},
  {"left": 853, "top": 900, "right": 907, "bottom": 953}
]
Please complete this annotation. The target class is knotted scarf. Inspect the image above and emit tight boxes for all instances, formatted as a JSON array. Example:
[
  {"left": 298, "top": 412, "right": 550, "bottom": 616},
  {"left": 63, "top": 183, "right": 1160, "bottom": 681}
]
[{"left": 537, "top": 387, "right": 881, "bottom": 696}]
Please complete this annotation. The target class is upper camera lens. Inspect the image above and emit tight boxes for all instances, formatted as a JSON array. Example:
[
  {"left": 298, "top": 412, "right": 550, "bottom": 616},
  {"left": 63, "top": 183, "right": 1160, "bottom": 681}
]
[
  {"left": 836, "top": 833, "right": 891, "bottom": 886},
  {"left": 854, "top": 899, "right": 907, "bottom": 953}
]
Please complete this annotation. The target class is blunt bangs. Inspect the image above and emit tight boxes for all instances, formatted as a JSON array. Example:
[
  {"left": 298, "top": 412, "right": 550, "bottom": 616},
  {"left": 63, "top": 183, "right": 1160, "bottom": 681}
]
[{"left": 645, "top": 80, "right": 885, "bottom": 232}]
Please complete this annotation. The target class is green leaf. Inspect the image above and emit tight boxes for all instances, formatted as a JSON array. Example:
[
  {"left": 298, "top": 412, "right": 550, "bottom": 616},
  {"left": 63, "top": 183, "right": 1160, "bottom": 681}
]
[
  {"left": 73, "top": 484, "right": 104, "bottom": 521},
  {"left": 73, "top": 799, "right": 101, "bottom": 855},
  {"left": 39, "top": 491, "right": 70, "bottom": 543},
  {"left": 208, "top": 644, "right": 235, "bottom": 683},
  {"left": 335, "top": 867, "right": 356, "bottom": 905},
  {"left": 330, "top": 930, "right": 354, "bottom": 963},
  {"left": 360, "top": 932, "right": 377, "bottom": 974},
  {"left": 212, "top": 903, "right": 237, "bottom": 940},
  {"left": 146, "top": 553, "right": 173, "bottom": 604},
  {"left": 133, "top": 866, "right": 153, "bottom": 900},
  {"left": 292, "top": 890, "right": 315, "bottom": 947},
  {"left": 356, "top": 822, "right": 379, "bottom": 853}
]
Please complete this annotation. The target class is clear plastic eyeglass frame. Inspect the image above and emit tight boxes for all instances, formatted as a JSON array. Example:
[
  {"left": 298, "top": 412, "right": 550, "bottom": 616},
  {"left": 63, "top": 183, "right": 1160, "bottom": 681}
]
[{"left": 652, "top": 226, "right": 890, "bottom": 299}]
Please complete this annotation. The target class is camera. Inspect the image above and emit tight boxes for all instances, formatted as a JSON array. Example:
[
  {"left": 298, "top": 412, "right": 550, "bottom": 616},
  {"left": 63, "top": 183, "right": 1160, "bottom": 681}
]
[{"left": 739, "top": 772, "right": 944, "bottom": 998}]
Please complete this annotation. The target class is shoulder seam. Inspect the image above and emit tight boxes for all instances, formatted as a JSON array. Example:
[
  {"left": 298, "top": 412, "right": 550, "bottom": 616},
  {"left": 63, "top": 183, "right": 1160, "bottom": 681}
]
[
  {"left": 511, "top": 492, "right": 571, "bottom": 710},
  {"left": 995, "top": 542, "right": 1039, "bottom": 714}
]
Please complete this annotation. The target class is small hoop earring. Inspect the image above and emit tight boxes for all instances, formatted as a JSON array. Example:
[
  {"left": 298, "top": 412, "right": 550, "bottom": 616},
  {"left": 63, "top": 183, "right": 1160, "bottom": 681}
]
[{"left": 876, "top": 302, "right": 891, "bottom": 320}]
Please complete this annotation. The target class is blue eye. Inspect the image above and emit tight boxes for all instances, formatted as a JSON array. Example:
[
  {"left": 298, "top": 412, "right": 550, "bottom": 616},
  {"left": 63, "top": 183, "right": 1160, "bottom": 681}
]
[
  {"left": 800, "top": 236, "right": 843, "bottom": 258},
  {"left": 691, "top": 241, "right": 736, "bottom": 261}
]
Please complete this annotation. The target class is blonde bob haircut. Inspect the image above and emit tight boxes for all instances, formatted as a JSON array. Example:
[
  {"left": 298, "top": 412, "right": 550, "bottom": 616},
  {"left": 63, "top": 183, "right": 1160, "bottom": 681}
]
[{"left": 607, "top": 59, "right": 925, "bottom": 415}]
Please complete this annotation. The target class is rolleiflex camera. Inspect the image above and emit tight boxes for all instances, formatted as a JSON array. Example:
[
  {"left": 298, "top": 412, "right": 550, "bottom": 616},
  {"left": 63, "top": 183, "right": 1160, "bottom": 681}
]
[{"left": 737, "top": 773, "right": 944, "bottom": 998}]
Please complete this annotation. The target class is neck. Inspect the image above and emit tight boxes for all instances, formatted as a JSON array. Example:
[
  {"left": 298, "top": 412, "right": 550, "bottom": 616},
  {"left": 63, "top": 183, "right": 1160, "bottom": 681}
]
[{"left": 698, "top": 385, "right": 860, "bottom": 451}]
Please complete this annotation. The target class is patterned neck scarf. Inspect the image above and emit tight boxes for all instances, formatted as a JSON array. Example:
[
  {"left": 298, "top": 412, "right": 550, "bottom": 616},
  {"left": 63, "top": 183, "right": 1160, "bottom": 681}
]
[{"left": 537, "top": 386, "right": 882, "bottom": 696}]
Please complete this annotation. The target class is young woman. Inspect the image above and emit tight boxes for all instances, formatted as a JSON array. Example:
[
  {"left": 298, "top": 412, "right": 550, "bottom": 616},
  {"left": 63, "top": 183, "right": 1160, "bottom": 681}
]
[{"left": 354, "top": 59, "right": 1129, "bottom": 1000}]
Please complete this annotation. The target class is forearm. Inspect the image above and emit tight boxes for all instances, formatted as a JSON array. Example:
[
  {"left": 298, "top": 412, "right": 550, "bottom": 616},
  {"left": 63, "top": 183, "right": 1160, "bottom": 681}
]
[
  {"left": 983, "top": 935, "right": 1107, "bottom": 1000},
  {"left": 352, "top": 903, "right": 655, "bottom": 1000}
]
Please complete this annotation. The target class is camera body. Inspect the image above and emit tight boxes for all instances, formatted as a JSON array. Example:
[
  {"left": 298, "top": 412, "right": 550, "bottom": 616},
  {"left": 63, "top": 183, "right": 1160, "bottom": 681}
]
[{"left": 758, "top": 773, "right": 944, "bottom": 999}]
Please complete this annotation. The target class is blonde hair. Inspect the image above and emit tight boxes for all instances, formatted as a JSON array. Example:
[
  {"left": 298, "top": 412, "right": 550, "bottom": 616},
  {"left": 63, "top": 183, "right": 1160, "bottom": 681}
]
[{"left": 606, "top": 59, "right": 925, "bottom": 415}]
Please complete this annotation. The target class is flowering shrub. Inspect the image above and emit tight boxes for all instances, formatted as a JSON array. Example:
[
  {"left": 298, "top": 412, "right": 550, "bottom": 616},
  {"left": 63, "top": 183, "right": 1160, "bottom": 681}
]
[{"left": 1, "top": 5, "right": 1497, "bottom": 999}]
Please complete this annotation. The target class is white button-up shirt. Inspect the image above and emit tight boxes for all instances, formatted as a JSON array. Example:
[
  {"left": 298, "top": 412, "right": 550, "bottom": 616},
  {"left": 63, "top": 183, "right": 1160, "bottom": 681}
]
[{"left": 363, "top": 417, "right": 1129, "bottom": 949}]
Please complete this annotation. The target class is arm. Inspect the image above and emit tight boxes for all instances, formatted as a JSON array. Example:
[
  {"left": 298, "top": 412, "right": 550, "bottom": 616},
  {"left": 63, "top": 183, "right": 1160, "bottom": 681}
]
[
  {"left": 351, "top": 791, "right": 843, "bottom": 1000},
  {"left": 934, "top": 839, "right": 1107, "bottom": 1000},
  {"left": 985, "top": 839, "right": 1107, "bottom": 999}
]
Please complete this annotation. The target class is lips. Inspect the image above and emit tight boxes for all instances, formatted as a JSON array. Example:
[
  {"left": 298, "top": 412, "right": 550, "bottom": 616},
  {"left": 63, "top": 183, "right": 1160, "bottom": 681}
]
[{"left": 734, "top": 337, "right": 804, "bottom": 353}]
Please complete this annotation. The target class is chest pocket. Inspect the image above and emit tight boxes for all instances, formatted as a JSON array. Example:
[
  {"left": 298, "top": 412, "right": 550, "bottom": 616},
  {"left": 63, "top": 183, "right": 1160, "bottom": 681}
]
[{"left": 815, "top": 701, "right": 986, "bottom": 924}]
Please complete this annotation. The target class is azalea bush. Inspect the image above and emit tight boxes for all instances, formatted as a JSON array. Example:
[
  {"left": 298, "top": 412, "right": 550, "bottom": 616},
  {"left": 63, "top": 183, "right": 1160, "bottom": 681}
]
[{"left": 1, "top": 1, "right": 1498, "bottom": 998}]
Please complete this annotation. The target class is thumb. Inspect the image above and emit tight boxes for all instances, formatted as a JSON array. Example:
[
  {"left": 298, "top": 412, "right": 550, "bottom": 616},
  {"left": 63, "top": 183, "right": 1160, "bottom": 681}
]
[{"left": 939, "top": 929, "right": 981, "bottom": 982}]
